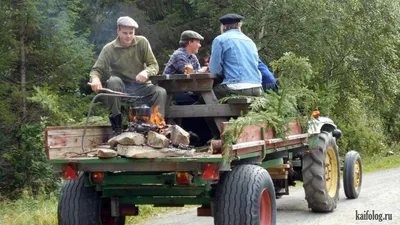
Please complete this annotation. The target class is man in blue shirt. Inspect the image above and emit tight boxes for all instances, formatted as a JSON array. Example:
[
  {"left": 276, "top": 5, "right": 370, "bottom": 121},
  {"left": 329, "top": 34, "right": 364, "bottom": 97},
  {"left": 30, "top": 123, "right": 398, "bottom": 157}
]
[
  {"left": 258, "top": 60, "right": 279, "bottom": 94},
  {"left": 209, "top": 14, "right": 262, "bottom": 99}
]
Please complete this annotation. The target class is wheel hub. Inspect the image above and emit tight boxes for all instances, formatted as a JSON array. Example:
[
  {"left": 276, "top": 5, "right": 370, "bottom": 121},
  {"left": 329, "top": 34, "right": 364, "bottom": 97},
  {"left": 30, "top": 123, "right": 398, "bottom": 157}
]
[
  {"left": 260, "top": 189, "right": 272, "bottom": 225},
  {"left": 325, "top": 147, "right": 338, "bottom": 197},
  {"left": 354, "top": 160, "right": 361, "bottom": 189}
]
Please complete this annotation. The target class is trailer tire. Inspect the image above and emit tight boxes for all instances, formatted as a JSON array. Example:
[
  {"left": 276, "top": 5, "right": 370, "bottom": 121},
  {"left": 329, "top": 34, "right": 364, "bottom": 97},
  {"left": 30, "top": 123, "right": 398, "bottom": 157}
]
[
  {"left": 215, "top": 164, "right": 276, "bottom": 225},
  {"left": 343, "top": 150, "right": 362, "bottom": 199},
  {"left": 58, "top": 173, "right": 125, "bottom": 225},
  {"left": 302, "top": 132, "right": 340, "bottom": 212}
]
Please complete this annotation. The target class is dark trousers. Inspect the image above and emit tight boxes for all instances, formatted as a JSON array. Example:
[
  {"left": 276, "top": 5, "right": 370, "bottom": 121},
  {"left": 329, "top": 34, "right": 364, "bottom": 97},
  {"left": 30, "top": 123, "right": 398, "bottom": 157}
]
[
  {"left": 106, "top": 76, "right": 167, "bottom": 118},
  {"left": 174, "top": 92, "right": 199, "bottom": 105}
]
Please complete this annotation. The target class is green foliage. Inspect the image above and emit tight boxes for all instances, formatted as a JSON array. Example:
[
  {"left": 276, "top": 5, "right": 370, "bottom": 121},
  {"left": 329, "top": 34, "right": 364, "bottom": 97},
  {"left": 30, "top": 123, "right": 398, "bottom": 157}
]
[
  {"left": 0, "top": 122, "right": 59, "bottom": 199},
  {"left": 30, "top": 0, "right": 95, "bottom": 92},
  {"left": 0, "top": 191, "right": 59, "bottom": 225},
  {"left": 0, "top": 190, "right": 188, "bottom": 225},
  {"left": 223, "top": 53, "right": 319, "bottom": 145},
  {"left": 0, "top": 1, "right": 17, "bottom": 74},
  {"left": 28, "top": 85, "right": 109, "bottom": 125},
  {"left": 28, "top": 86, "right": 73, "bottom": 124},
  {"left": 334, "top": 97, "right": 388, "bottom": 156}
]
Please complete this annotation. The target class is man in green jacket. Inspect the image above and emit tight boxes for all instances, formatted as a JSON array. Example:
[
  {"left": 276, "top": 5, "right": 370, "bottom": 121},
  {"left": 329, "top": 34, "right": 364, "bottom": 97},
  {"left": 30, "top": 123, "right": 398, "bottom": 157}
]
[{"left": 89, "top": 16, "right": 166, "bottom": 135}]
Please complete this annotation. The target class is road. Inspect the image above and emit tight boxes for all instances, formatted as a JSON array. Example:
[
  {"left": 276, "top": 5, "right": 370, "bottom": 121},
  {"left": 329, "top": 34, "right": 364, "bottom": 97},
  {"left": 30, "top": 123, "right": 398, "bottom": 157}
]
[{"left": 138, "top": 167, "right": 400, "bottom": 225}]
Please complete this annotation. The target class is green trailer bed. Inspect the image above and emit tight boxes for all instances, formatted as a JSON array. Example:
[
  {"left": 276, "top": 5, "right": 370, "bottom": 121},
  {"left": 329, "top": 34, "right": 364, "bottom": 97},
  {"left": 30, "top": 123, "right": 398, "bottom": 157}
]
[{"left": 46, "top": 121, "right": 308, "bottom": 173}]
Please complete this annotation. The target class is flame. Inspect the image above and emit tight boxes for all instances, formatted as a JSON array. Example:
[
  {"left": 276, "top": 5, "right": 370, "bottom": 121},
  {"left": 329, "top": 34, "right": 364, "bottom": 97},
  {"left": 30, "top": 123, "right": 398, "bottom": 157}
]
[
  {"left": 128, "top": 107, "right": 134, "bottom": 122},
  {"left": 150, "top": 105, "right": 166, "bottom": 126},
  {"left": 129, "top": 105, "right": 166, "bottom": 128}
]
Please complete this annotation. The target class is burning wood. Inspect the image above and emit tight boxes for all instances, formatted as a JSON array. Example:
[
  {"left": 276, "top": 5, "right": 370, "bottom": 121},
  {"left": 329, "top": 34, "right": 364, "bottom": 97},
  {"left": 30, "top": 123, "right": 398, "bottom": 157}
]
[
  {"left": 105, "top": 104, "right": 198, "bottom": 153},
  {"left": 127, "top": 122, "right": 163, "bottom": 134},
  {"left": 128, "top": 104, "right": 166, "bottom": 133}
]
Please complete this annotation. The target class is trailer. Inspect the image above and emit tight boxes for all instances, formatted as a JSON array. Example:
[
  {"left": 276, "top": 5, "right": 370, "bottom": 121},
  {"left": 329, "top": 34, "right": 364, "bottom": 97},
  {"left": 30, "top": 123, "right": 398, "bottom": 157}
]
[{"left": 47, "top": 74, "right": 362, "bottom": 225}]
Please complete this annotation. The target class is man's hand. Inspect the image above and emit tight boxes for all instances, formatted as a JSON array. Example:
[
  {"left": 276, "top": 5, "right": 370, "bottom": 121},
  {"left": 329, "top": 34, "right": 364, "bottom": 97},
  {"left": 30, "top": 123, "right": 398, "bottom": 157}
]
[
  {"left": 89, "top": 77, "right": 103, "bottom": 92},
  {"left": 136, "top": 70, "right": 149, "bottom": 83}
]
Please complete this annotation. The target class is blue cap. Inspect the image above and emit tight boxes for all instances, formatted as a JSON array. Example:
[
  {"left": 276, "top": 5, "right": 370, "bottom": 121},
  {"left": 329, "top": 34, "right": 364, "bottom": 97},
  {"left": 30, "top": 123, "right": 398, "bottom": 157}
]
[{"left": 219, "top": 13, "right": 244, "bottom": 25}]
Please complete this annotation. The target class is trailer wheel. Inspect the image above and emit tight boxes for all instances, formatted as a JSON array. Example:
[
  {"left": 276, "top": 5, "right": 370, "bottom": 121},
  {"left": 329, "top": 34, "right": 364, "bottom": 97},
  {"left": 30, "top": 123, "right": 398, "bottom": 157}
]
[
  {"left": 58, "top": 173, "right": 125, "bottom": 225},
  {"left": 302, "top": 132, "right": 340, "bottom": 212},
  {"left": 343, "top": 150, "right": 362, "bottom": 199},
  {"left": 215, "top": 164, "right": 276, "bottom": 225}
]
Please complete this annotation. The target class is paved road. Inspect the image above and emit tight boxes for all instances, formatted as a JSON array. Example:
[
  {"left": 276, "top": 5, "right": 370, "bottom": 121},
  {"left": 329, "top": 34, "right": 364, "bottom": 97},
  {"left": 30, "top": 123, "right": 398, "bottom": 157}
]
[{"left": 138, "top": 167, "right": 400, "bottom": 225}]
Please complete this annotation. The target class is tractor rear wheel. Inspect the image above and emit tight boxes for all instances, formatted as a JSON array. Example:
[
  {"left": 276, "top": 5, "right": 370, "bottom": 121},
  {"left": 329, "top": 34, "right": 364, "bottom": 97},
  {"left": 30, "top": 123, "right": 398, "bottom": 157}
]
[{"left": 302, "top": 132, "right": 340, "bottom": 212}]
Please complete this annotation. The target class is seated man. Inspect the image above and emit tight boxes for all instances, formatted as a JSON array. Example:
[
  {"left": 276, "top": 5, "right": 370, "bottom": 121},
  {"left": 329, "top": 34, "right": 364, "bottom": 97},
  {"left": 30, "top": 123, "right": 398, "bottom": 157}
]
[
  {"left": 209, "top": 14, "right": 262, "bottom": 99},
  {"left": 163, "top": 30, "right": 212, "bottom": 143},
  {"left": 89, "top": 16, "right": 167, "bottom": 135},
  {"left": 258, "top": 59, "right": 279, "bottom": 94},
  {"left": 163, "top": 30, "right": 207, "bottom": 105}
]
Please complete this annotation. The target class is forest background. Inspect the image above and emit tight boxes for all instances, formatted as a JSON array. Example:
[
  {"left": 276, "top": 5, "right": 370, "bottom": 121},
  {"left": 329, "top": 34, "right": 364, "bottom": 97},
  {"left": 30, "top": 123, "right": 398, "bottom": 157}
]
[{"left": 1, "top": 0, "right": 400, "bottom": 200}]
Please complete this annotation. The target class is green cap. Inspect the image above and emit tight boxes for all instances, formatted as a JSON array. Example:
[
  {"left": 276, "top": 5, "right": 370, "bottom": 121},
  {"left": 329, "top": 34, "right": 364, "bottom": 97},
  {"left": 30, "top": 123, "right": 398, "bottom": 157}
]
[{"left": 180, "top": 30, "right": 204, "bottom": 42}]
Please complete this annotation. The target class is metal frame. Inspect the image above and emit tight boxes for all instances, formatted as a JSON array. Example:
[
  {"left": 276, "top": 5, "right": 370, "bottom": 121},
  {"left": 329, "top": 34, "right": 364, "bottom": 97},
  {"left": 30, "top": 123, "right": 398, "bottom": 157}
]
[{"left": 82, "top": 92, "right": 142, "bottom": 152}]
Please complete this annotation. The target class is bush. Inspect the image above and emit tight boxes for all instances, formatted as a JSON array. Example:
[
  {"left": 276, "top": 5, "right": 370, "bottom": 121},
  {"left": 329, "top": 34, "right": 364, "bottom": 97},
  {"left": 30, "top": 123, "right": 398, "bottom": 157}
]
[
  {"left": 334, "top": 97, "right": 388, "bottom": 156},
  {"left": 0, "top": 122, "right": 59, "bottom": 199}
]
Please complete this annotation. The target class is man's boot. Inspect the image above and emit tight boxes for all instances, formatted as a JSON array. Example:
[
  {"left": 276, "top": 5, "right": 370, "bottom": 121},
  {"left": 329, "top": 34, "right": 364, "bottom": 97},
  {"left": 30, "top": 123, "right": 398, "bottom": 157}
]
[{"left": 109, "top": 114, "right": 123, "bottom": 136}]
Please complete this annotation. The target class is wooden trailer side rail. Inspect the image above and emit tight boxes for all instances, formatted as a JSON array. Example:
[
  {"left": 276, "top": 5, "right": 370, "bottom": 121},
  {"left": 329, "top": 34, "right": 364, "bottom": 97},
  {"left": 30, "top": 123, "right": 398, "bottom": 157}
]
[
  {"left": 45, "top": 125, "right": 113, "bottom": 160},
  {"left": 219, "top": 121, "right": 309, "bottom": 159}
]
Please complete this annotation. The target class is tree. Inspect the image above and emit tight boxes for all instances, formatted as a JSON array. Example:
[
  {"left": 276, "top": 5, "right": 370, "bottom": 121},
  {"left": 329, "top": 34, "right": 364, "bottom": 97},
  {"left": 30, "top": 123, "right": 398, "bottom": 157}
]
[{"left": 0, "top": 0, "right": 96, "bottom": 198}]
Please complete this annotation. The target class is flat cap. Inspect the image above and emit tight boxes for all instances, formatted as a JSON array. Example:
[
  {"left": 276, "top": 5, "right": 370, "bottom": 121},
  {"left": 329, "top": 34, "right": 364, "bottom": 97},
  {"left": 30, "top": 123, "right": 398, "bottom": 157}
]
[
  {"left": 219, "top": 13, "right": 244, "bottom": 25},
  {"left": 180, "top": 30, "right": 204, "bottom": 42},
  {"left": 117, "top": 16, "right": 139, "bottom": 28}
]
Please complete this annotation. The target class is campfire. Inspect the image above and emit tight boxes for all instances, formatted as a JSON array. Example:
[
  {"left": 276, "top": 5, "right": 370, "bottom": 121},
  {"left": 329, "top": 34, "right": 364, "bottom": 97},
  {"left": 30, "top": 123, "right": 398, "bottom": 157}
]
[
  {"left": 128, "top": 104, "right": 166, "bottom": 134},
  {"left": 98, "top": 104, "right": 198, "bottom": 159},
  {"left": 101, "top": 103, "right": 194, "bottom": 154}
]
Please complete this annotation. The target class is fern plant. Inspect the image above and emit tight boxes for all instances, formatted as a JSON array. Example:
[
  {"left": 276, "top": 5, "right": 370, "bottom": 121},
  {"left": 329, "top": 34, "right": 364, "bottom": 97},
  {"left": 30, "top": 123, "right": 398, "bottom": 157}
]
[{"left": 222, "top": 52, "right": 326, "bottom": 147}]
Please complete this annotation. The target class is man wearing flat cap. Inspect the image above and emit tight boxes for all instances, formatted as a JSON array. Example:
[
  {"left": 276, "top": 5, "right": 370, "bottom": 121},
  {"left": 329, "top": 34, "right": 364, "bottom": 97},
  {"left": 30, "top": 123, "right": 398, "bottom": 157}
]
[
  {"left": 89, "top": 16, "right": 166, "bottom": 135},
  {"left": 163, "top": 30, "right": 207, "bottom": 75},
  {"left": 163, "top": 30, "right": 207, "bottom": 104},
  {"left": 209, "top": 13, "right": 263, "bottom": 99}
]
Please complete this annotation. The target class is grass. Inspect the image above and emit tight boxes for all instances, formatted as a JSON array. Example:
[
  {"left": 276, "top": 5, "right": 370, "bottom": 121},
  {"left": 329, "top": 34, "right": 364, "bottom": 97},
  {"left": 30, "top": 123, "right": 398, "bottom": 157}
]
[
  {"left": 0, "top": 191, "right": 191, "bottom": 225},
  {"left": 0, "top": 153, "right": 398, "bottom": 225},
  {"left": 0, "top": 190, "right": 58, "bottom": 225},
  {"left": 361, "top": 152, "right": 400, "bottom": 173}
]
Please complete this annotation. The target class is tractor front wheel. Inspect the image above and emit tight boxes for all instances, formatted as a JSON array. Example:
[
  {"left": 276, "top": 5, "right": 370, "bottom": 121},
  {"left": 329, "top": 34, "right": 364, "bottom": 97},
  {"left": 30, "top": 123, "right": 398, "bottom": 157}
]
[{"left": 343, "top": 150, "right": 362, "bottom": 199}]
